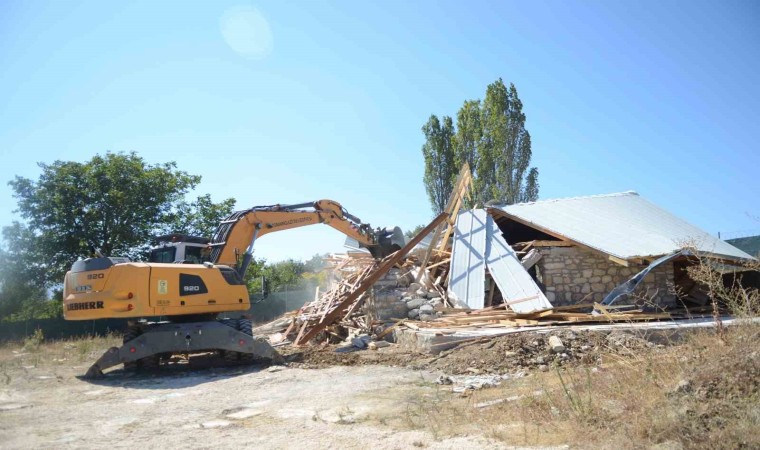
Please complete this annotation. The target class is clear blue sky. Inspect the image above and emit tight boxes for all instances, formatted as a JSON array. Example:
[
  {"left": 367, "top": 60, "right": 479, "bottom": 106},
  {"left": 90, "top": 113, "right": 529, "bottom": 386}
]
[{"left": 1, "top": 1, "right": 758, "bottom": 262}]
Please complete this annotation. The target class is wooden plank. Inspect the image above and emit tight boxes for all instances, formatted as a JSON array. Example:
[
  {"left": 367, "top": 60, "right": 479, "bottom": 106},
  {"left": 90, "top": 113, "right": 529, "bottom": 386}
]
[
  {"left": 531, "top": 241, "right": 574, "bottom": 247},
  {"left": 415, "top": 163, "right": 472, "bottom": 283},
  {"left": 608, "top": 255, "right": 630, "bottom": 267},
  {"left": 502, "top": 295, "right": 539, "bottom": 307},
  {"left": 294, "top": 212, "right": 448, "bottom": 345},
  {"left": 282, "top": 318, "right": 297, "bottom": 337},
  {"left": 426, "top": 257, "right": 452, "bottom": 271},
  {"left": 375, "top": 319, "right": 406, "bottom": 339}
]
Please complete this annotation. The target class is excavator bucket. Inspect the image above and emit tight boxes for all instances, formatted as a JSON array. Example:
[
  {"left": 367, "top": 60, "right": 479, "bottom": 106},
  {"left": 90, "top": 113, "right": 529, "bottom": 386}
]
[{"left": 371, "top": 226, "right": 406, "bottom": 259}]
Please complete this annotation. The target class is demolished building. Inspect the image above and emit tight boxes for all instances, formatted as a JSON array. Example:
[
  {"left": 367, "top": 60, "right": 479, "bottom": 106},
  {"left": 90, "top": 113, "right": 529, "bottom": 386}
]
[
  {"left": 451, "top": 191, "right": 754, "bottom": 312},
  {"left": 261, "top": 185, "right": 756, "bottom": 349}
]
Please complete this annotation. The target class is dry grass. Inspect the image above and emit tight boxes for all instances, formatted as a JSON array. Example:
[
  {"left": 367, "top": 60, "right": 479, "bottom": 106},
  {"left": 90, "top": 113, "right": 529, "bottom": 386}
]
[
  {"left": 0, "top": 333, "right": 121, "bottom": 385},
  {"left": 397, "top": 249, "right": 760, "bottom": 449},
  {"left": 397, "top": 323, "right": 759, "bottom": 449}
]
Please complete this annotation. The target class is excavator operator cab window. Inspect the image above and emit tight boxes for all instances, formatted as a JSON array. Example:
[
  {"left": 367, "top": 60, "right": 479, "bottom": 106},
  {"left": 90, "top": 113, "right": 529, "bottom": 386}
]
[
  {"left": 184, "top": 245, "right": 204, "bottom": 264},
  {"left": 149, "top": 247, "right": 176, "bottom": 263}
]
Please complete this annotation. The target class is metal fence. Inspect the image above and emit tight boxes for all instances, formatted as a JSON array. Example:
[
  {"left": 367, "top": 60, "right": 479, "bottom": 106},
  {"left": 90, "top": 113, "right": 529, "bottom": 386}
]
[
  {"left": 0, "top": 318, "right": 129, "bottom": 342},
  {"left": 245, "top": 286, "right": 316, "bottom": 324}
]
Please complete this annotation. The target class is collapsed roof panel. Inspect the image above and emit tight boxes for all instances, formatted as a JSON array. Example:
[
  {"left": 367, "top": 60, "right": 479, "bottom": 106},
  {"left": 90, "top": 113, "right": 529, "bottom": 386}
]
[
  {"left": 448, "top": 209, "right": 552, "bottom": 312},
  {"left": 486, "top": 218, "right": 552, "bottom": 313},
  {"left": 447, "top": 210, "right": 488, "bottom": 309},
  {"left": 493, "top": 191, "right": 752, "bottom": 261}
]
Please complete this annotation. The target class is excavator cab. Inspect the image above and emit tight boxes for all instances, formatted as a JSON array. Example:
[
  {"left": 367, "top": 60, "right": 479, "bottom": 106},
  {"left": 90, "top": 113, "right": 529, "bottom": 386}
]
[{"left": 149, "top": 234, "right": 212, "bottom": 264}]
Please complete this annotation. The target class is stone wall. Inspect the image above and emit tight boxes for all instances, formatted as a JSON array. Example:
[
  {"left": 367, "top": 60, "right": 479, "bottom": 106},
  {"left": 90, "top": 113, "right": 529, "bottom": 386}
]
[
  {"left": 537, "top": 246, "right": 676, "bottom": 307},
  {"left": 364, "top": 268, "right": 445, "bottom": 322},
  {"left": 366, "top": 268, "right": 410, "bottom": 321}
]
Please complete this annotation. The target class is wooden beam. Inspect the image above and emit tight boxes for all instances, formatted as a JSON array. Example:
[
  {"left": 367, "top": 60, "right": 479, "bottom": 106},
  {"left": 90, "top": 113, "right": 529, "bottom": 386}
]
[
  {"left": 608, "top": 255, "right": 629, "bottom": 267},
  {"left": 415, "top": 163, "right": 472, "bottom": 283},
  {"left": 294, "top": 212, "right": 448, "bottom": 345},
  {"left": 531, "top": 240, "right": 574, "bottom": 247},
  {"left": 488, "top": 209, "right": 616, "bottom": 261}
]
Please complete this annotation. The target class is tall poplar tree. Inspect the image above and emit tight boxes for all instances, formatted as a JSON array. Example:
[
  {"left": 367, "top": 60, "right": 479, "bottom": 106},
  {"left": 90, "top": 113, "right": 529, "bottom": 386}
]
[
  {"left": 421, "top": 115, "right": 456, "bottom": 215},
  {"left": 421, "top": 78, "right": 539, "bottom": 213}
]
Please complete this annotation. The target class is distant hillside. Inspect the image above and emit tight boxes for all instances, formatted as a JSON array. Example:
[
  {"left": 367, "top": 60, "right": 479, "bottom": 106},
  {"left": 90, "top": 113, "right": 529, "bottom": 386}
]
[{"left": 727, "top": 235, "right": 760, "bottom": 258}]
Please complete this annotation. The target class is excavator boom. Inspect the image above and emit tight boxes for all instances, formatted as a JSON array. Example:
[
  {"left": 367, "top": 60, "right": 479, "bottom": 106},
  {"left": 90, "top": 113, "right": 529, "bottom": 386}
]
[{"left": 209, "top": 199, "right": 404, "bottom": 277}]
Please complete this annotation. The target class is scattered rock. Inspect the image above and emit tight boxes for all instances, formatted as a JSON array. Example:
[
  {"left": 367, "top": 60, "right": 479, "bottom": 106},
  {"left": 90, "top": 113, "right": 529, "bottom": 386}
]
[
  {"left": 226, "top": 409, "right": 263, "bottom": 419},
  {"left": 435, "top": 375, "right": 453, "bottom": 385},
  {"left": 673, "top": 379, "right": 692, "bottom": 394},
  {"left": 539, "top": 364, "right": 549, "bottom": 372},
  {"left": 200, "top": 420, "right": 231, "bottom": 429},
  {"left": 419, "top": 304, "right": 434, "bottom": 313},
  {"left": 407, "top": 308, "right": 420, "bottom": 319},
  {"left": 368, "top": 341, "right": 392, "bottom": 350},
  {"left": 548, "top": 336, "right": 566, "bottom": 353},
  {"left": 406, "top": 298, "right": 425, "bottom": 309}
]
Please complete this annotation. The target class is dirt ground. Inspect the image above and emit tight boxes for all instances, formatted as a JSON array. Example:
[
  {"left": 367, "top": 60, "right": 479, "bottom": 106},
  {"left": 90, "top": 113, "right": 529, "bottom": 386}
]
[
  {"left": 3, "top": 324, "right": 754, "bottom": 449},
  {"left": 284, "top": 328, "right": 661, "bottom": 375},
  {"left": 0, "top": 338, "right": 544, "bottom": 450}
]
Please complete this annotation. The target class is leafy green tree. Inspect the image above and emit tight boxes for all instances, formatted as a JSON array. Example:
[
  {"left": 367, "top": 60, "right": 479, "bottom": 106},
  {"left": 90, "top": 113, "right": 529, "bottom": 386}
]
[
  {"left": 243, "top": 254, "right": 268, "bottom": 295},
  {"left": 421, "top": 78, "right": 539, "bottom": 211},
  {"left": 264, "top": 259, "right": 307, "bottom": 292},
  {"left": 9, "top": 152, "right": 201, "bottom": 283},
  {"left": 455, "top": 100, "right": 482, "bottom": 208},
  {"left": 404, "top": 224, "right": 426, "bottom": 240},
  {"left": 304, "top": 253, "right": 328, "bottom": 273},
  {"left": 246, "top": 258, "right": 308, "bottom": 294},
  {"left": 302, "top": 253, "right": 329, "bottom": 289},
  {"left": 490, "top": 81, "right": 536, "bottom": 204},
  {"left": 162, "top": 194, "right": 236, "bottom": 238},
  {"left": 421, "top": 115, "right": 457, "bottom": 215},
  {"left": 0, "top": 223, "right": 48, "bottom": 320}
]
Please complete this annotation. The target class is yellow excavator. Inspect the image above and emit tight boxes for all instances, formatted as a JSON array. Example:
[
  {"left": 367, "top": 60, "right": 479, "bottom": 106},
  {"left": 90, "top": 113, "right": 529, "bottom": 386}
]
[{"left": 63, "top": 200, "right": 404, "bottom": 378}]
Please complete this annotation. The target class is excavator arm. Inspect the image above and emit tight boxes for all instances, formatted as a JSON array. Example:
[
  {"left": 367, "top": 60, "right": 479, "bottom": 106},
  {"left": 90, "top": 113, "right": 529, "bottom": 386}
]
[{"left": 208, "top": 200, "right": 404, "bottom": 277}]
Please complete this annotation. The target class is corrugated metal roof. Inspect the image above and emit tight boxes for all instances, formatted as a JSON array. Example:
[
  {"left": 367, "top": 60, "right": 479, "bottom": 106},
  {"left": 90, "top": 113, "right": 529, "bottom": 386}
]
[
  {"left": 486, "top": 218, "right": 552, "bottom": 313},
  {"left": 447, "top": 210, "right": 488, "bottom": 308},
  {"left": 494, "top": 191, "right": 753, "bottom": 260}
]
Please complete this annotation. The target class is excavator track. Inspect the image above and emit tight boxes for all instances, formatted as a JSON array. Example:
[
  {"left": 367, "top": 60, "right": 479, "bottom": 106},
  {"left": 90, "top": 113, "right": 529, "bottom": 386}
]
[{"left": 83, "top": 318, "right": 282, "bottom": 379}]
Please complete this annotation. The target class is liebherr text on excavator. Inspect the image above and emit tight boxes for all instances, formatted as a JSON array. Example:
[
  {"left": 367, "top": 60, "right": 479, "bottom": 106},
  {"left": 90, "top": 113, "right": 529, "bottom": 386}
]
[{"left": 63, "top": 199, "right": 404, "bottom": 378}]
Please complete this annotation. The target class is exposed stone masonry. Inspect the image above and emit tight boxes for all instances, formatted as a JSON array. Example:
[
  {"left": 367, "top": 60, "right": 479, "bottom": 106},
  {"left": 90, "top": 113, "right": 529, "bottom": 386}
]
[
  {"left": 361, "top": 245, "right": 677, "bottom": 320},
  {"left": 537, "top": 246, "right": 676, "bottom": 307}
]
